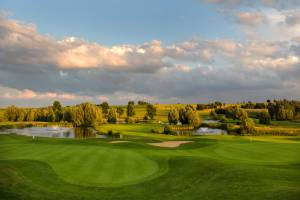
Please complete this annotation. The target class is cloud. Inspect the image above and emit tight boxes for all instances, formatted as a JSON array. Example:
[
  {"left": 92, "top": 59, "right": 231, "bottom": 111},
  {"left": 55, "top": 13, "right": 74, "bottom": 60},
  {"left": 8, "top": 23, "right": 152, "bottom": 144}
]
[
  {"left": 1, "top": 85, "right": 91, "bottom": 101},
  {"left": 1, "top": 12, "right": 300, "bottom": 106},
  {"left": 235, "top": 12, "right": 266, "bottom": 26},
  {"left": 0, "top": 15, "right": 170, "bottom": 73},
  {"left": 204, "top": 0, "right": 300, "bottom": 10}
]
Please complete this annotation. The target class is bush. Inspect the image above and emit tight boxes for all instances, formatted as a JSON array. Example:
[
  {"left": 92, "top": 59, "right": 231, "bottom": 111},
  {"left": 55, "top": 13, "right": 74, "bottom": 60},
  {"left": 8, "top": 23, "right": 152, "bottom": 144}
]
[
  {"left": 259, "top": 111, "right": 271, "bottom": 125},
  {"left": 163, "top": 125, "right": 173, "bottom": 134},
  {"left": 125, "top": 117, "right": 135, "bottom": 124},
  {"left": 151, "top": 128, "right": 161, "bottom": 134}
]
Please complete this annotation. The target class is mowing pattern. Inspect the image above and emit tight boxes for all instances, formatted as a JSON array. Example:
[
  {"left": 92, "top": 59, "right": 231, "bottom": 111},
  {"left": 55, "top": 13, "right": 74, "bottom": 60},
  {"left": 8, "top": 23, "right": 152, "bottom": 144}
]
[
  {"left": 0, "top": 137, "right": 161, "bottom": 187},
  {"left": 0, "top": 135, "right": 300, "bottom": 200}
]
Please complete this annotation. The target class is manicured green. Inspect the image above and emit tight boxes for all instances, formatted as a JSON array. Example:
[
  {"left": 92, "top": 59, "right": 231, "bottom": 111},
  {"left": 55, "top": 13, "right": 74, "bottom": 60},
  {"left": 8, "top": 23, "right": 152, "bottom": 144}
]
[{"left": 0, "top": 132, "right": 300, "bottom": 200}]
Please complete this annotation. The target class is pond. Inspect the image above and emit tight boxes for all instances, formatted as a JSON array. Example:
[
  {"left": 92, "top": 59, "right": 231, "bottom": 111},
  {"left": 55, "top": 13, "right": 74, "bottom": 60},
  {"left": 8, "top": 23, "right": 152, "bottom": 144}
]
[
  {"left": 0, "top": 126, "right": 110, "bottom": 139},
  {"left": 174, "top": 127, "right": 227, "bottom": 136},
  {"left": 202, "top": 119, "right": 220, "bottom": 124}
]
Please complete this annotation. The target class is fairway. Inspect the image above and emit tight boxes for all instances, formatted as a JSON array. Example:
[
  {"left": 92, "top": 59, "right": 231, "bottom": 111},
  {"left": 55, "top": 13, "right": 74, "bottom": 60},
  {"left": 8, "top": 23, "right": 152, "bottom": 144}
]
[{"left": 1, "top": 134, "right": 300, "bottom": 200}]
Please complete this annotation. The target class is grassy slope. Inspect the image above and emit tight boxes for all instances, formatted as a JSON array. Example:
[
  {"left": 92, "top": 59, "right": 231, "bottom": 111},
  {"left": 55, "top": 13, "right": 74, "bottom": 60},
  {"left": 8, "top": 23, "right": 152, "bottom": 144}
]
[{"left": 0, "top": 134, "right": 300, "bottom": 200}]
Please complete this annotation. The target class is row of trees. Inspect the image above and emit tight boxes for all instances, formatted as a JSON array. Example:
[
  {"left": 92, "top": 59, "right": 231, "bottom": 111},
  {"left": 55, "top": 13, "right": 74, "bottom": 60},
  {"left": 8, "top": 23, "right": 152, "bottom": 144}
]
[
  {"left": 168, "top": 105, "right": 202, "bottom": 127},
  {"left": 215, "top": 107, "right": 248, "bottom": 120},
  {"left": 241, "top": 102, "right": 267, "bottom": 109},
  {"left": 5, "top": 101, "right": 63, "bottom": 122},
  {"left": 5, "top": 102, "right": 103, "bottom": 127},
  {"left": 196, "top": 101, "right": 224, "bottom": 110},
  {"left": 5, "top": 100, "right": 158, "bottom": 126},
  {"left": 267, "top": 100, "right": 300, "bottom": 120}
]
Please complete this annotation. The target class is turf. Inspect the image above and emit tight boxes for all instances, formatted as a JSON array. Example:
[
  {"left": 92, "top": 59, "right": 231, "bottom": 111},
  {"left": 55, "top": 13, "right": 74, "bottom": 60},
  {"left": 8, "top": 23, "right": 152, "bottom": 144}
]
[{"left": 0, "top": 133, "right": 300, "bottom": 200}]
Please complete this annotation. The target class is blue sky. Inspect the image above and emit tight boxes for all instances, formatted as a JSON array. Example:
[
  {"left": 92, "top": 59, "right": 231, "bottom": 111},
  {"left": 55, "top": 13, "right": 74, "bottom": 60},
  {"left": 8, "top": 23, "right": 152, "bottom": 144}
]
[
  {"left": 0, "top": 0, "right": 300, "bottom": 106},
  {"left": 0, "top": 0, "right": 240, "bottom": 45}
]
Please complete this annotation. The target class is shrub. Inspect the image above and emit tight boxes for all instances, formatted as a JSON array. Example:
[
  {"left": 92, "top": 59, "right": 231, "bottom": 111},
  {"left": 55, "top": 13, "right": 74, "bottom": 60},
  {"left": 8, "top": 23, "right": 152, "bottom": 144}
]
[
  {"left": 259, "top": 111, "right": 271, "bottom": 125},
  {"left": 125, "top": 117, "right": 135, "bottom": 124},
  {"left": 163, "top": 125, "right": 173, "bottom": 134}
]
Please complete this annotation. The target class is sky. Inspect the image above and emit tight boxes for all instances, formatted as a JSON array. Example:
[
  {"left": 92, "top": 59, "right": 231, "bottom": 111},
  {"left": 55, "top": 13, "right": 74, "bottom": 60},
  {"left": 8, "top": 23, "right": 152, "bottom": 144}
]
[{"left": 0, "top": 0, "right": 300, "bottom": 106}]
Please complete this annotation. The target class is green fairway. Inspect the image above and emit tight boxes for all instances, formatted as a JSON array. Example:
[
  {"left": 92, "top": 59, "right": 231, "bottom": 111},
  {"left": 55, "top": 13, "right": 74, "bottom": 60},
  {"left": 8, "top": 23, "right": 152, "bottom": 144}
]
[{"left": 0, "top": 133, "right": 300, "bottom": 200}]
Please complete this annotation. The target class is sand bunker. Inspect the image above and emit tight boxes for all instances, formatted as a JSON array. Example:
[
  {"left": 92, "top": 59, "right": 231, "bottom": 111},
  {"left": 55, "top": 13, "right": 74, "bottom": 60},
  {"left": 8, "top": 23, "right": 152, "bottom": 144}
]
[
  {"left": 148, "top": 141, "right": 193, "bottom": 148},
  {"left": 109, "top": 141, "right": 129, "bottom": 144}
]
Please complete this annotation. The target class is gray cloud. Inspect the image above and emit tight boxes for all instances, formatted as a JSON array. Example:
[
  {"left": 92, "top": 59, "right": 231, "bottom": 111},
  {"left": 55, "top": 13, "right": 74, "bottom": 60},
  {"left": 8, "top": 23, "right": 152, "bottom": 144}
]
[{"left": 0, "top": 14, "right": 300, "bottom": 106}]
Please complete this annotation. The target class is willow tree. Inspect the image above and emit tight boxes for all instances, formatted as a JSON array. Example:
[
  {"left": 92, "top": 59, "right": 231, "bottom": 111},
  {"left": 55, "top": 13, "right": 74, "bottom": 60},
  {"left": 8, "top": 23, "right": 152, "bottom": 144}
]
[
  {"left": 107, "top": 108, "right": 117, "bottom": 123},
  {"left": 168, "top": 109, "right": 179, "bottom": 124},
  {"left": 71, "top": 103, "right": 102, "bottom": 127}
]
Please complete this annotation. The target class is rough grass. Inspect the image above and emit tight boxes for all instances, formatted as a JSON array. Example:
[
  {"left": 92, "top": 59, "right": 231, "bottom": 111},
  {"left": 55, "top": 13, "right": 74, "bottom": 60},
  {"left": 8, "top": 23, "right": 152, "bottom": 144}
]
[{"left": 0, "top": 133, "right": 300, "bottom": 200}]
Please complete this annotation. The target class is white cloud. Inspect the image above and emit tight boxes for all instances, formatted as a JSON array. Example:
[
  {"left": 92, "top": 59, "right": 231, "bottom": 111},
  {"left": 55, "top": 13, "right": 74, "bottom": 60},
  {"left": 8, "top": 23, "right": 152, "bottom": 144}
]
[{"left": 235, "top": 12, "right": 266, "bottom": 26}]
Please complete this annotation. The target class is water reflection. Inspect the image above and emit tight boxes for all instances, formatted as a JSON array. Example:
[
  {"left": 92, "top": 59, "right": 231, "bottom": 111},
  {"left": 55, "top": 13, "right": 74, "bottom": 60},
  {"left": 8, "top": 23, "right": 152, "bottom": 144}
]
[
  {"left": 174, "top": 127, "right": 227, "bottom": 136},
  {"left": 0, "top": 126, "right": 107, "bottom": 139}
]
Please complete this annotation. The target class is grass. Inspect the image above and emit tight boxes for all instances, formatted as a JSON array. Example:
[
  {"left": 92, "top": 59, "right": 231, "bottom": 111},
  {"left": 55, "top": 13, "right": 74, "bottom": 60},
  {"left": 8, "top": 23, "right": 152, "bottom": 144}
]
[
  {"left": 1, "top": 105, "right": 300, "bottom": 199},
  {"left": 0, "top": 132, "right": 300, "bottom": 200}
]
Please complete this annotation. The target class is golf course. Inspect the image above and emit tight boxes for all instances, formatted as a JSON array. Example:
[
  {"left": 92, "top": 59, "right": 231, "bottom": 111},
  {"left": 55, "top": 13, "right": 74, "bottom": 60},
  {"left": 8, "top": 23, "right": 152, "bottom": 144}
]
[{"left": 1, "top": 129, "right": 300, "bottom": 200}]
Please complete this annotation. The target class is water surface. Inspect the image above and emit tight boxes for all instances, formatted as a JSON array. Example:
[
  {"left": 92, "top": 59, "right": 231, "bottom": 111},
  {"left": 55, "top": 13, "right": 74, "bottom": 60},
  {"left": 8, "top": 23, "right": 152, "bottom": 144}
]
[{"left": 0, "top": 126, "right": 105, "bottom": 139}]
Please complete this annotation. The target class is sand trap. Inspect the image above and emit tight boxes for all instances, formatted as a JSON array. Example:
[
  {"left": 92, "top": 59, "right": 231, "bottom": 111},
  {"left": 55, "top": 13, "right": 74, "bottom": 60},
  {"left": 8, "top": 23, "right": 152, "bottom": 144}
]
[
  {"left": 148, "top": 141, "right": 193, "bottom": 148},
  {"left": 109, "top": 141, "right": 129, "bottom": 144}
]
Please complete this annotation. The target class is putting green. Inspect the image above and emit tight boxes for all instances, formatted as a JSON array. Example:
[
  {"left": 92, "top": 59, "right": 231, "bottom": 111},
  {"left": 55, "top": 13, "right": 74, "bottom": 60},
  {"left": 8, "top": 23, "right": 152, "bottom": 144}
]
[{"left": 0, "top": 139, "right": 162, "bottom": 187}]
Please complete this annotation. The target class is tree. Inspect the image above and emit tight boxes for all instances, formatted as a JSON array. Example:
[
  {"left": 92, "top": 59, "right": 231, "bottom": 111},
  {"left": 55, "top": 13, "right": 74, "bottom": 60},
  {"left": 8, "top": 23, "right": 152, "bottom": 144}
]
[
  {"left": 177, "top": 105, "right": 202, "bottom": 127},
  {"left": 116, "top": 107, "right": 124, "bottom": 117},
  {"left": 100, "top": 102, "right": 109, "bottom": 115},
  {"left": 259, "top": 111, "right": 271, "bottom": 125},
  {"left": 25, "top": 109, "right": 36, "bottom": 121},
  {"left": 63, "top": 108, "right": 72, "bottom": 122},
  {"left": 47, "top": 107, "right": 55, "bottom": 122},
  {"left": 107, "top": 108, "right": 117, "bottom": 123},
  {"left": 71, "top": 106, "right": 84, "bottom": 127},
  {"left": 16, "top": 108, "right": 25, "bottom": 122},
  {"left": 71, "top": 103, "right": 102, "bottom": 127},
  {"left": 127, "top": 102, "right": 135, "bottom": 117},
  {"left": 146, "top": 104, "right": 156, "bottom": 119},
  {"left": 138, "top": 100, "right": 148, "bottom": 105},
  {"left": 163, "top": 125, "right": 173, "bottom": 134},
  {"left": 53, "top": 101, "right": 63, "bottom": 122},
  {"left": 234, "top": 108, "right": 248, "bottom": 120},
  {"left": 168, "top": 109, "right": 179, "bottom": 124},
  {"left": 53, "top": 101, "right": 62, "bottom": 112},
  {"left": 128, "top": 101, "right": 135, "bottom": 106},
  {"left": 189, "top": 112, "right": 202, "bottom": 128},
  {"left": 240, "top": 118, "right": 255, "bottom": 135},
  {"left": 5, "top": 105, "right": 19, "bottom": 121}
]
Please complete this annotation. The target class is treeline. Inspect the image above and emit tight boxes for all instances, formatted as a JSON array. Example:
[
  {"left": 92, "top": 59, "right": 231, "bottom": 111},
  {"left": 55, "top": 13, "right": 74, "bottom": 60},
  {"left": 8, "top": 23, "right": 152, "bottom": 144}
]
[
  {"left": 241, "top": 102, "right": 267, "bottom": 109},
  {"left": 5, "top": 101, "right": 63, "bottom": 122},
  {"left": 267, "top": 99, "right": 300, "bottom": 120},
  {"left": 5, "top": 100, "right": 158, "bottom": 127},
  {"left": 196, "top": 101, "right": 224, "bottom": 110},
  {"left": 5, "top": 101, "right": 103, "bottom": 127}
]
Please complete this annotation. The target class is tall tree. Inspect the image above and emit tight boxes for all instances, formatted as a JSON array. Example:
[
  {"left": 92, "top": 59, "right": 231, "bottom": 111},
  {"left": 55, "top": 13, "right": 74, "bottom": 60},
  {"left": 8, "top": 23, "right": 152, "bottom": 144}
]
[
  {"left": 71, "top": 103, "right": 102, "bottom": 127},
  {"left": 107, "top": 108, "right": 117, "bottom": 123},
  {"left": 168, "top": 109, "right": 179, "bottom": 124},
  {"left": 146, "top": 104, "right": 157, "bottom": 119},
  {"left": 100, "top": 102, "right": 110, "bottom": 115},
  {"left": 116, "top": 107, "right": 124, "bottom": 117},
  {"left": 127, "top": 102, "right": 135, "bottom": 117},
  {"left": 53, "top": 101, "right": 63, "bottom": 122}
]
